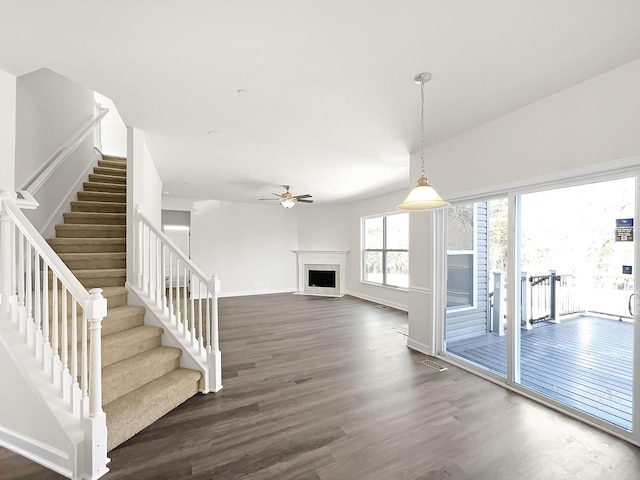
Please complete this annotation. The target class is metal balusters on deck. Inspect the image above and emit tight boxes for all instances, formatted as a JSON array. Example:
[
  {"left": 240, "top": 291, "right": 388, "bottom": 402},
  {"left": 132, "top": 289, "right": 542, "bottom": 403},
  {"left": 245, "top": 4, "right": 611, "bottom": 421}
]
[{"left": 135, "top": 208, "right": 222, "bottom": 392}]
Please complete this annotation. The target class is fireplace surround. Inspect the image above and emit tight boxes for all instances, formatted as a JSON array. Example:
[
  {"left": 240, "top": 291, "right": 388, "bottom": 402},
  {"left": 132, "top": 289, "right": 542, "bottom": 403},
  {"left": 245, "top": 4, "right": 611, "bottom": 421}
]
[{"left": 294, "top": 250, "right": 348, "bottom": 297}]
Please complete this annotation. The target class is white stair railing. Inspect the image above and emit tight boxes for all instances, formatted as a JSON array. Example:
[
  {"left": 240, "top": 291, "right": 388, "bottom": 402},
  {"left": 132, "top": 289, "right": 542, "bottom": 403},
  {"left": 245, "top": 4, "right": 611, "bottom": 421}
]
[
  {"left": 134, "top": 207, "right": 222, "bottom": 393},
  {"left": 0, "top": 195, "right": 108, "bottom": 479}
]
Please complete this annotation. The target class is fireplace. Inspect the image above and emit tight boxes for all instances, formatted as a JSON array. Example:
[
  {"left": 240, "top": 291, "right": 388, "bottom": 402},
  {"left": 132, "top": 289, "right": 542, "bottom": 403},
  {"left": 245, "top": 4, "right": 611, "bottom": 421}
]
[
  {"left": 308, "top": 269, "right": 336, "bottom": 288},
  {"left": 294, "top": 250, "right": 348, "bottom": 297}
]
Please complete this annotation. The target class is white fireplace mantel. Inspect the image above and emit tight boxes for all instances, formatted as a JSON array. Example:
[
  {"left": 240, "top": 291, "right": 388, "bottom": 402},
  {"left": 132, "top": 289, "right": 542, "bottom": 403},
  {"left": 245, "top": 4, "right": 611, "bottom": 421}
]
[{"left": 293, "top": 250, "right": 348, "bottom": 297}]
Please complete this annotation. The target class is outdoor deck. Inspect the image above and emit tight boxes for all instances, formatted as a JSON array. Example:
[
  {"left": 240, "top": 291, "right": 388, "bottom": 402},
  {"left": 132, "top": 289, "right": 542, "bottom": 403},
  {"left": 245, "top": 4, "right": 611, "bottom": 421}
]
[{"left": 447, "top": 314, "right": 633, "bottom": 430}]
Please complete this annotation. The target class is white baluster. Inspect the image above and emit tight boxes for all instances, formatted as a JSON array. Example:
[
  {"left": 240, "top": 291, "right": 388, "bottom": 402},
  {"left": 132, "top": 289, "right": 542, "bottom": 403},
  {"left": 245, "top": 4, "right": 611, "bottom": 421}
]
[
  {"left": 161, "top": 242, "right": 167, "bottom": 313},
  {"left": 0, "top": 205, "right": 12, "bottom": 315},
  {"left": 17, "top": 231, "right": 25, "bottom": 325},
  {"left": 190, "top": 269, "right": 196, "bottom": 346},
  {"left": 176, "top": 258, "right": 181, "bottom": 327},
  {"left": 168, "top": 250, "right": 174, "bottom": 324},
  {"left": 42, "top": 263, "right": 50, "bottom": 372},
  {"left": 34, "top": 253, "right": 42, "bottom": 359},
  {"left": 207, "top": 274, "right": 222, "bottom": 393},
  {"left": 24, "top": 242, "right": 33, "bottom": 338},
  {"left": 136, "top": 214, "right": 143, "bottom": 289},
  {"left": 183, "top": 263, "right": 188, "bottom": 338},
  {"left": 52, "top": 274, "right": 60, "bottom": 388},
  {"left": 156, "top": 235, "right": 162, "bottom": 307}
]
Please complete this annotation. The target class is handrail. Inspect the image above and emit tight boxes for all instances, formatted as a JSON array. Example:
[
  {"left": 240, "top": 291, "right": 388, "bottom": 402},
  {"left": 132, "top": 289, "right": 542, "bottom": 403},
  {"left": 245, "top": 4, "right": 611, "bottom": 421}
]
[
  {"left": 134, "top": 207, "right": 222, "bottom": 393},
  {"left": 3, "top": 200, "right": 90, "bottom": 303},
  {"left": 21, "top": 105, "right": 109, "bottom": 195},
  {"left": 136, "top": 207, "right": 211, "bottom": 284}
]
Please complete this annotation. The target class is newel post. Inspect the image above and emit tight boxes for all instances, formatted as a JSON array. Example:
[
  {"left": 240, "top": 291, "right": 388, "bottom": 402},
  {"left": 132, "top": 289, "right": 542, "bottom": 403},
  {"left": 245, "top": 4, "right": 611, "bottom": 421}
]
[
  {"left": 207, "top": 274, "right": 222, "bottom": 393},
  {"left": 86, "top": 288, "right": 107, "bottom": 417},
  {"left": 82, "top": 288, "right": 109, "bottom": 479}
]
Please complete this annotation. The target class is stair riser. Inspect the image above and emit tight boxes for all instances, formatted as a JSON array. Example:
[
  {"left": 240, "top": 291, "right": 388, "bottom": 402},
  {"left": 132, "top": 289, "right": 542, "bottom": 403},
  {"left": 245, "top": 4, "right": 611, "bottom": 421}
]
[
  {"left": 55, "top": 226, "right": 126, "bottom": 238},
  {"left": 77, "top": 191, "right": 126, "bottom": 203},
  {"left": 63, "top": 213, "right": 126, "bottom": 225},
  {"left": 44, "top": 289, "right": 129, "bottom": 317},
  {"left": 83, "top": 182, "right": 126, "bottom": 194},
  {"left": 70, "top": 202, "right": 126, "bottom": 214},
  {"left": 48, "top": 242, "right": 126, "bottom": 254},
  {"left": 77, "top": 276, "right": 126, "bottom": 288},
  {"left": 88, "top": 174, "right": 126, "bottom": 185},
  {"left": 93, "top": 166, "right": 127, "bottom": 177},
  {"left": 97, "top": 160, "right": 127, "bottom": 171},
  {"left": 102, "top": 335, "right": 162, "bottom": 368},
  {"left": 62, "top": 258, "right": 126, "bottom": 270},
  {"left": 101, "top": 309, "right": 146, "bottom": 337}
]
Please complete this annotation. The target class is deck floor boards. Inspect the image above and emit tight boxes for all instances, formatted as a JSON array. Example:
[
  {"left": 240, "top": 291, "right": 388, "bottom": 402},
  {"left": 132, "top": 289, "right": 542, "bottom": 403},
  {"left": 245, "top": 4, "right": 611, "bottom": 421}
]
[{"left": 447, "top": 314, "right": 634, "bottom": 429}]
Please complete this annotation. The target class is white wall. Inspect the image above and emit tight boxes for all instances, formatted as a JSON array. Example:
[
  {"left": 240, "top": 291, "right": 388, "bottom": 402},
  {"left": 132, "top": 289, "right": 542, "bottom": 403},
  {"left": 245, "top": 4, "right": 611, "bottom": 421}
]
[
  {"left": 94, "top": 92, "right": 127, "bottom": 158},
  {"left": 126, "top": 128, "right": 163, "bottom": 285},
  {"left": 407, "top": 59, "right": 640, "bottom": 356},
  {"left": 429, "top": 59, "right": 640, "bottom": 199},
  {"left": 166, "top": 198, "right": 299, "bottom": 297},
  {"left": 15, "top": 68, "right": 96, "bottom": 235},
  {"left": 0, "top": 68, "right": 16, "bottom": 193},
  {"left": 297, "top": 204, "right": 349, "bottom": 251}
]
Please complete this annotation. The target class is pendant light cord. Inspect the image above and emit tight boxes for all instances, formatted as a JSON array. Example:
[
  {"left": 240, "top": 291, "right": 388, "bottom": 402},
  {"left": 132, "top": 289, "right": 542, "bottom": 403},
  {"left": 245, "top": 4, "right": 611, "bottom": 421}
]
[{"left": 419, "top": 79, "right": 426, "bottom": 179}]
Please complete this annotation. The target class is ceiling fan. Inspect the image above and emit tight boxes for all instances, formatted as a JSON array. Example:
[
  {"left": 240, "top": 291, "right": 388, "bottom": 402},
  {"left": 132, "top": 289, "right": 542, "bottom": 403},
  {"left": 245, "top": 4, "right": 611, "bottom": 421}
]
[{"left": 259, "top": 185, "right": 314, "bottom": 208}]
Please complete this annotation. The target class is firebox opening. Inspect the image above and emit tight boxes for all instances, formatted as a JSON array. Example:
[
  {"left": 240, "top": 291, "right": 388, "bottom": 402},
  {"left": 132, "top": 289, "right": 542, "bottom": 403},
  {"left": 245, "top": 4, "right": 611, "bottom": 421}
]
[{"left": 308, "top": 270, "right": 336, "bottom": 288}]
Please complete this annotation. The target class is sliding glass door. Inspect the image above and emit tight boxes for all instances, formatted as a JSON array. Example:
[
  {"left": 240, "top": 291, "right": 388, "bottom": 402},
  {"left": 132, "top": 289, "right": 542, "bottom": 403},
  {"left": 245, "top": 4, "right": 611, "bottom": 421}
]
[{"left": 442, "top": 176, "right": 636, "bottom": 434}]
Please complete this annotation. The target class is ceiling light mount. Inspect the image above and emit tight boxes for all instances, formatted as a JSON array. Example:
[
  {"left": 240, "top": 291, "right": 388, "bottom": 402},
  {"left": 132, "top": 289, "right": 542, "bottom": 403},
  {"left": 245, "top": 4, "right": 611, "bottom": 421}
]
[{"left": 398, "top": 72, "right": 449, "bottom": 211}]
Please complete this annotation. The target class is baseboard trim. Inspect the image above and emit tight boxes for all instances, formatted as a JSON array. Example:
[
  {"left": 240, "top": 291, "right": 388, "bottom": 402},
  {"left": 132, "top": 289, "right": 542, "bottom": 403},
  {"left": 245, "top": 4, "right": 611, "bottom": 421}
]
[
  {"left": 218, "top": 288, "right": 296, "bottom": 298},
  {"left": 0, "top": 426, "right": 71, "bottom": 479},
  {"left": 345, "top": 290, "right": 408, "bottom": 312},
  {"left": 406, "top": 338, "right": 433, "bottom": 356}
]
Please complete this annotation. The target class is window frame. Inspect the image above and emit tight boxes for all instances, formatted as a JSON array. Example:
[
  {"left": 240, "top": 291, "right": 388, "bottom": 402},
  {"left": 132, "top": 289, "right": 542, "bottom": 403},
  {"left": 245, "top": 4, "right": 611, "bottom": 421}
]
[
  {"left": 446, "top": 203, "right": 478, "bottom": 311},
  {"left": 362, "top": 212, "right": 409, "bottom": 289}
]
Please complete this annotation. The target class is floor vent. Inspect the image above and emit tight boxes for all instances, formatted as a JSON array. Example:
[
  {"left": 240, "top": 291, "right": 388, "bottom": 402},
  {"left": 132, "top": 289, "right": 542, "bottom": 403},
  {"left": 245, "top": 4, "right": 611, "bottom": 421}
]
[{"left": 422, "top": 359, "right": 448, "bottom": 372}]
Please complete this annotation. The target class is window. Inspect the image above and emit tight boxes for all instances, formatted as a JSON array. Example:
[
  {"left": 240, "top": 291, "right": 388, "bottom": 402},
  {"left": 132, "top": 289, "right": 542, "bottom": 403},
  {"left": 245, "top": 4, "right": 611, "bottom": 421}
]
[
  {"left": 363, "top": 213, "right": 408, "bottom": 288},
  {"left": 447, "top": 204, "right": 476, "bottom": 308}
]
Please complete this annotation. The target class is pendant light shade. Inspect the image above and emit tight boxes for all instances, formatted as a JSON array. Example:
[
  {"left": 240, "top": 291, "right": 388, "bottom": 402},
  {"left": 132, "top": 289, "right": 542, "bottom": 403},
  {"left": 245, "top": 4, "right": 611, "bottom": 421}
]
[
  {"left": 398, "top": 72, "right": 449, "bottom": 211},
  {"left": 398, "top": 177, "right": 449, "bottom": 210}
]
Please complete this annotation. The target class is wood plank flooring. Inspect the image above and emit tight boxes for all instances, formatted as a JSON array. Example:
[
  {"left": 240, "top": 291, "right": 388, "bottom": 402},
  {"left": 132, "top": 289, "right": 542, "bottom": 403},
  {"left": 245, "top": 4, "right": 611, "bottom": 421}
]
[
  {"left": 447, "top": 314, "right": 633, "bottom": 429},
  {"left": 2, "top": 294, "right": 640, "bottom": 479}
]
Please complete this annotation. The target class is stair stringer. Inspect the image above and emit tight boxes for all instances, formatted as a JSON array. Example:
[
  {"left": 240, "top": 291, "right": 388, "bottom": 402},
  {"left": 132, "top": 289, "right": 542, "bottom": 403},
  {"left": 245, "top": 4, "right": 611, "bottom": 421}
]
[
  {"left": 124, "top": 283, "right": 222, "bottom": 394},
  {"left": 0, "top": 308, "right": 109, "bottom": 480}
]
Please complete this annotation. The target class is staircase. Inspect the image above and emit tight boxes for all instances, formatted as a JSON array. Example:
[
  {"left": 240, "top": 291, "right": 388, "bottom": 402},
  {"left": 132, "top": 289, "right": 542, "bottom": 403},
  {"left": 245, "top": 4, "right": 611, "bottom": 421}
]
[{"left": 46, "top": 155, "right": 202, "bottom": 451}]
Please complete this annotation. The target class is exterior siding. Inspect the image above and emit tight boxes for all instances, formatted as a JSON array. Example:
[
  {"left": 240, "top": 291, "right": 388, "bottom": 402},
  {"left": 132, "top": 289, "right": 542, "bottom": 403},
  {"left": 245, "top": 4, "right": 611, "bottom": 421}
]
[{"left": 446, "top": 202, "right": 490, "bottom": 343}]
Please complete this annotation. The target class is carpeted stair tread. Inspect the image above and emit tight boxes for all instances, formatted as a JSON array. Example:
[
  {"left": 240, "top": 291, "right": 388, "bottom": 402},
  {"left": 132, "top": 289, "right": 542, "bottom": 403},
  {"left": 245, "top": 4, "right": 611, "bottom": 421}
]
[
  {"left": 48, "top": 237, "right": 126, "bottom": 253},
  {"left": 77, "top": 191, "right": 126, "bottom": 203},
  {"left": 101, "top": 155, "right": 127, "bottom": 163},
  {"left": 102, "top": 325, "right": 163, "bottom": 367},
  {"left": 104, "top": 368, "right": 201, "bottom": 451},
  {"left": 97, "top": 161, "right": 127, "bottom": 172},
  {"left": 63, "top": 211, "right": 126, "bottom": 225},
  {"left": 93, "top": 166, "right": 126, "bottom": 177},
  {"left": 102, "top": 305, "right": 146, "bottom": 336},
  {"left": 59, "top": 252, "right": 126, "bottom": 270},
  {"left": 83, "top": 181, "right": 126, "bottom": 193},
  {"left": 70, "top": 200, "right": 126, "bottom": 214},
  {"left": 88, "top": 173, "right": 126, "bottom": 185},
  {"left": 55, "top": 224, "right": 126, "bottom": 238},
  {"left": 102, "top": 346, "right": 182, "bottom": 405}
]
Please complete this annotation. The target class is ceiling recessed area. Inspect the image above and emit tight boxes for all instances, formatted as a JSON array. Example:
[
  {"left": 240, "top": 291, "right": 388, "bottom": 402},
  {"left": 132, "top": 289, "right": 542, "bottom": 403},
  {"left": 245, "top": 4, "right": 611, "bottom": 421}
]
[{"left": 0, "top": 2, "right": 638, "bottom": 205}]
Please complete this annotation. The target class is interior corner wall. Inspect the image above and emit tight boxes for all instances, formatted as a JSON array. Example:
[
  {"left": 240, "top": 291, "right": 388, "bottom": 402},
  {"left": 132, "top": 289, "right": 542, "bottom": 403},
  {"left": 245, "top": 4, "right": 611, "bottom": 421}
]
[
  {"left": 94, "top": 92, "right": 127, "bottom": 158},
  {"left": 188, "top": 200, "right": 298, "bottom": 297},
  {"left": 0, "top": 68, "right": 16, "bottom": 192},
  {"left": 15, "top": 68, "right": 96, "bottom": 234},
  {"left": 344, "top": 189, "right": 410, "bottom": 311},
  {"left": 297, "top": 204, "right": 349, "bottom": 251}
]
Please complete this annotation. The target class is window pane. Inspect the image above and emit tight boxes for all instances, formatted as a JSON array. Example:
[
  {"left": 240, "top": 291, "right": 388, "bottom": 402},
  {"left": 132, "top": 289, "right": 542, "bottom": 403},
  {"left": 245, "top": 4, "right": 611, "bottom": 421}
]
[
  {"left": 448, "top": 205, "right": 474, "bottom": 251},
  {"left": 364, "top": 251, "right": 383, "bottom": 283},
  {"left": 386, "top": 213, "right": 408, "bottom": 250},
  {"left": 386, "top": 251, "right": 408, "bottom": 288},
  {"left": 364, "top": 217, "right": 383, "bottom": 249},
  {"left": 447, "top": 253, "right": 473, "bottom": 307}
]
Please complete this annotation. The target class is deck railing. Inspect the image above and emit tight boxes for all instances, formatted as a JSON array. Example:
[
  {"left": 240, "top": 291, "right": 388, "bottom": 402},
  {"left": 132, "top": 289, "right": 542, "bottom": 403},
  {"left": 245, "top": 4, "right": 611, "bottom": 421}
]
[
  {"left": 0, "top": 195, "right": 108, "bottom": 478},
  {"left": 134, "top": 208, "right": 222, "bottom": 392}
]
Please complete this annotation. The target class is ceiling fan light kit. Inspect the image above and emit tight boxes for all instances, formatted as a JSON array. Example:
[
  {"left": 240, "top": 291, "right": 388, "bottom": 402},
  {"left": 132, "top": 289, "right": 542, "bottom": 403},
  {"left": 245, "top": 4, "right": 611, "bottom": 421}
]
[
  {"left": 259, "top": 185, "right": 314, "bottom": 208},
  {"left": 398, "top": 72, "right": 450, "bottom": 211}
]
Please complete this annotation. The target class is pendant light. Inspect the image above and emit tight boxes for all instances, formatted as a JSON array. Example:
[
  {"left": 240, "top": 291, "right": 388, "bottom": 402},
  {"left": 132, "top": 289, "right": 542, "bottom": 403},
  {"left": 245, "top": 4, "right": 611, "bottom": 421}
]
[{"left": 398, "top": 72, "right": 449, "bottom": 211}]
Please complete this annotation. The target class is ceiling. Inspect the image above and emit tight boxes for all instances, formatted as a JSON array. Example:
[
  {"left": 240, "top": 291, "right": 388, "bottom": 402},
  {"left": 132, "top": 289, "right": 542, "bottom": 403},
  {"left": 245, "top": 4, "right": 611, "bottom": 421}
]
[{"left": 1, "top": 1, "right": 639, "bottom": 204}]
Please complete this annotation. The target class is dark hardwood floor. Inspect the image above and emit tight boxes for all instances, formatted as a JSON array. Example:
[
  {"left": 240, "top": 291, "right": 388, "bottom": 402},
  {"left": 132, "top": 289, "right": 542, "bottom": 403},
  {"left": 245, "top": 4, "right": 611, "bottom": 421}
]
[{"left": 2, "top": 293, "right": 640, "bottom": 479}]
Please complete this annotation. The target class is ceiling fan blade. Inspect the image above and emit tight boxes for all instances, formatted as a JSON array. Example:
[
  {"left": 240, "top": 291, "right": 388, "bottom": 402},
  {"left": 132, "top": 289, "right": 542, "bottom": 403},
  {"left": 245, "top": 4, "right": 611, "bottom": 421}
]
[
  {"left": 294, "top": 194, "right": 312, "bottom": 199},
  {"left": 297, "top": 199, "right": 314, "bottom": 203},
  {"left": 258, "top": 198, "right": 279, "bottom": 201}
]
